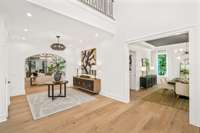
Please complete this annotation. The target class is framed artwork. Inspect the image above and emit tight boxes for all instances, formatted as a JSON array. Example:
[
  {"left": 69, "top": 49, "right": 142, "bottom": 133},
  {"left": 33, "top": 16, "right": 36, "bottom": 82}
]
[
  {"left": 81, "top": 48, "right": 96, "bottom": 74},
  {"left": 129, "top": 55, "right": 132, "bottom": 71}
]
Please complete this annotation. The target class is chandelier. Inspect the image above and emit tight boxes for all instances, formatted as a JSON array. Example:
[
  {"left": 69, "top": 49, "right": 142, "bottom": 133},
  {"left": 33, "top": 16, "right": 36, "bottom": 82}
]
[{"left": 51, "top": 36, "right": 66, "bottom": 51}]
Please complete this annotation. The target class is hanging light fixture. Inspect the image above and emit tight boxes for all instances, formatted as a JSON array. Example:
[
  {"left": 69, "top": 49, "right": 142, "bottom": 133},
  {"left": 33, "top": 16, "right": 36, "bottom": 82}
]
[
  {"left": 185, "top": 42, "right": 189, "bottom": 55},
  {"left": 51, "top": 36, "right": 66, "bottom": 51}
]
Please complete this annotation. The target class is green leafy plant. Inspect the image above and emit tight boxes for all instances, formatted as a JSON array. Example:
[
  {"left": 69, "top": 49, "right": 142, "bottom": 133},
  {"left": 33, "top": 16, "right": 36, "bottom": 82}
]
[
  {"left": 47, "top": 57, "right": 66, "bottom": 75},
  {"left": 180, "top": 68, "right": 189, "bottom": 75}
]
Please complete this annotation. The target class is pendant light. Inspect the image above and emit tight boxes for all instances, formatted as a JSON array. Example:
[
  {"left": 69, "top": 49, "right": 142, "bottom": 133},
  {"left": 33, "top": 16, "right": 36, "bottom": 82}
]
[{"left": 51, "top": 36, "right": 66, "bottom": 51}]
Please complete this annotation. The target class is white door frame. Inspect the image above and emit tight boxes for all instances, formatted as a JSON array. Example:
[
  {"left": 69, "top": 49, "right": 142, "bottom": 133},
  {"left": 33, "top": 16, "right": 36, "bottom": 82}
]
[
  {"left": 126, "top": 26, "right": 195, "bottom": 125},
  {"left": 129, "top": 50, "right": 136, "bottom": 90},
  {"left": 0, "top": 45, "right": 8, "bottom": 123}
]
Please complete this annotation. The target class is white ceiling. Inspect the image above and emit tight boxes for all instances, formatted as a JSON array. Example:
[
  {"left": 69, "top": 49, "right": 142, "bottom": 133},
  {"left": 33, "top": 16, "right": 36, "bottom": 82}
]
[{"left": 0, "top": 0, "right": 111, "bottom": 47}]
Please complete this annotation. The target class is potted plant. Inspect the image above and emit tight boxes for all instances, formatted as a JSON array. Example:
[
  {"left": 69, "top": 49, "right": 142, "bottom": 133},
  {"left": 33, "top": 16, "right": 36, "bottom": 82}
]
[
  {"left": 180, "top": 68, "right": 189, "bottom": 80},
  {"left": 48, "top": 57, "right": 66, "bottom": 82}
]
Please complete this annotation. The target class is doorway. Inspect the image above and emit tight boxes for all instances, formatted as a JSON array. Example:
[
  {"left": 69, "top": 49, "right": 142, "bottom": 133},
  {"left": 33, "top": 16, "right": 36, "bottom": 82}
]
[
  {"left": 24, "top": 53, "right": 66, "bottom": 94},
  {"left": 128, "top": 31, "right": 190, "bottom": 112},
  {"left": 129, "top": 50, "right": 137, "bottom": 101},
  {"left": 129, "top": 50, "right": 136, "bottom": 90}
]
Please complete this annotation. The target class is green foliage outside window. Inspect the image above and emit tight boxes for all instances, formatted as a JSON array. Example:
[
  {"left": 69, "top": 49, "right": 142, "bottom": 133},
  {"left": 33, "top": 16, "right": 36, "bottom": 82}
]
[{"left": 158, "top": 54, "right": 167, "bottom": 76}]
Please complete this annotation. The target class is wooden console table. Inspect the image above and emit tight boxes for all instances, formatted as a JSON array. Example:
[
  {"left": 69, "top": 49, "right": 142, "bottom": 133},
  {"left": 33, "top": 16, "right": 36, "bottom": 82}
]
[{"left": 73, "top": 76, "right": 101, "bottom": 94}]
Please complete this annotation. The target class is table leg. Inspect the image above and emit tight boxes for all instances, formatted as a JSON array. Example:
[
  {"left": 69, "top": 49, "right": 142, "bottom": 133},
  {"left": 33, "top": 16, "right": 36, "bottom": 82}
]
[
  {"left": 60, "top": 84, "right": 62, "bottom": 95},
  {"left": 30, "top": 78, "right": 33, "bottom": 86},
  {"left": 174, "top": 85, "right": 177, "bottom": 96},
  {"left": 52, "top": 85, "right": 54, "bottom": 100},
  {"left": 48, "top": 85, "right": 50, "bottom": 97},
  {"left": 64, "top": 83, "right": 66, "bottom": 97}
]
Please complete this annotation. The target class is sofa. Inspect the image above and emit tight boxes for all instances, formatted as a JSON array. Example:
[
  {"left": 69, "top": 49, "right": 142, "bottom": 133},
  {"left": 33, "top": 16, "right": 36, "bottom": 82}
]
[{"left": 31, "top": 74, "right": 53, "bottom": 86}]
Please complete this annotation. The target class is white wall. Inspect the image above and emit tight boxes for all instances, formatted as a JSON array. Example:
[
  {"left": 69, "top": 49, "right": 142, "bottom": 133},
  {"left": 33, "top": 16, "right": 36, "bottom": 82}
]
[
  {"left": 71, "top": 1, "right": 199, "bottom": 106},
  {"left": 72, "top": 38, "right": 129, "bottom": 102},
  {"left": 153, "top": 43, "right": 188, "bottom": 81},
  {"left": 189, "top": 26, "right": 200, "bottom": 127},
  {"left": 8, "top": 42, "right": 77, "bottom": 96},
  {"left": 100, "top": 0, "right": 199, "bottom": 126},
  {"left": 0, "top": 17, "right": 8, "bottom": 122},
  {"left": 129, "top": 45, "right": 151, "bottom": 90}
]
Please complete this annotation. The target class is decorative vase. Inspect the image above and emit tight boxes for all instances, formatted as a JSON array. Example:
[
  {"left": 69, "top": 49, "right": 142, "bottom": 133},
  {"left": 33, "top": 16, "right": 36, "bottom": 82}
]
[{"left": 54, "top": 71, "right": 62, "bottom": 82}]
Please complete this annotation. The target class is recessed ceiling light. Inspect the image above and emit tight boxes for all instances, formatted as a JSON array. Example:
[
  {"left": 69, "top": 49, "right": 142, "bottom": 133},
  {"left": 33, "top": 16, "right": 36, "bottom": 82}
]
[
  {"left": 176, "top": 56, "right": 181, "bottom": 60},
  {"left": 26, "top": 12, "right": 32, "bottom": 17},
  {"left": 174, "top": 49, "right": 178, "bottom": 53},
  {"left": 22, "top": 37, "right": 26, "bottom": 40},
  {"left": 95, "top": 33, "right": 99, "bottom": 37},
  {"left": 179, "top": 48, "right": 183, "bottom": 52},
  {"left": 80, "top": 40, "right": 83, "bottom": 43},
  {"left": 24, "top": 28, "right": 29, "bottom": 32}
]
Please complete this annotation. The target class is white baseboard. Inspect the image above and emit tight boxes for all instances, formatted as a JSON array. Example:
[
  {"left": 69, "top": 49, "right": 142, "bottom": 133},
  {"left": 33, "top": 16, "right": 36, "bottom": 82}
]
[
  {"left": 0, "top": 114, "right": 7, "bottom": 123},
  {"left": 10, "top": 89, "right": 25, "bottom": 97},
  {"left": 190, "top": 119, "right": 200, "bottom": 128},
  {"left": 100, "top": 91, "right": 129, "bottom": 103}
]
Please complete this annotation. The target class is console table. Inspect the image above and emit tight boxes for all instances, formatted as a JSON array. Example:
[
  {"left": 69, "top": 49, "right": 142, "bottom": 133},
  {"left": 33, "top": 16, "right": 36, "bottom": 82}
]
[
  {"left": 140, "top": 75, "right": 157, "bottom": 89},
  {"left": 73, "top": 76, "right": 101, "bottom": 94}
]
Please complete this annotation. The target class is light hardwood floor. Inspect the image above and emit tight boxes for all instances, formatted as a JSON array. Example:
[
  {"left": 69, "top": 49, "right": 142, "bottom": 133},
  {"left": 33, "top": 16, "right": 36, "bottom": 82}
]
[{"left": 0, "top": 86, "right": 199, "bottom": 133}]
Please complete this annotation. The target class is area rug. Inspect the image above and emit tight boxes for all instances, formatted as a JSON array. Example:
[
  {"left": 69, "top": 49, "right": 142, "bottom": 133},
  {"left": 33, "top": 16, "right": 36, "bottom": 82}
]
[
  {"left": 142, "top": 89, "right": 189, "bottom": 111},
  {"left": 27, "top": 88, "right": 95, "bottom": 120}
]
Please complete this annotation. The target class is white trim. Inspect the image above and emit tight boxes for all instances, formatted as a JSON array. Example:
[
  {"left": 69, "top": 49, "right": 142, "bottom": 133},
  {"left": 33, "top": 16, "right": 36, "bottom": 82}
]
[
  {"left": 0, "top": 114, "right": 7, "bottom": 123},
  {"left": 100, "top": 91, "right": 129, "bottom": 103}
]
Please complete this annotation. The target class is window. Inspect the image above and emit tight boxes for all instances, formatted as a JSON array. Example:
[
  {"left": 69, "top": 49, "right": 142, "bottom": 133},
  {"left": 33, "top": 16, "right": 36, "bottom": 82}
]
[{"left": 157, "top": 53, "right": 167, "bottom": 76}]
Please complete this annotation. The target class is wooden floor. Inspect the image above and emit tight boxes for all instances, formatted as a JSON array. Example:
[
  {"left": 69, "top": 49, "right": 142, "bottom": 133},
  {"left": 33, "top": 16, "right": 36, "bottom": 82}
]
[
  {"left": 0, "top": 87, "right": 199, "bottom": 133},
  {"left": 24, "top": 79, "right": 51, "bottom": 94}
]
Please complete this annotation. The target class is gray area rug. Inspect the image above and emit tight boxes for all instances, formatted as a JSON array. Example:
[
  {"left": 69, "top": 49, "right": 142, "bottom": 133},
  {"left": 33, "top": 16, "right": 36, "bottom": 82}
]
[{"left": 27, "top": 88, "right": 95, "bottom": 120}]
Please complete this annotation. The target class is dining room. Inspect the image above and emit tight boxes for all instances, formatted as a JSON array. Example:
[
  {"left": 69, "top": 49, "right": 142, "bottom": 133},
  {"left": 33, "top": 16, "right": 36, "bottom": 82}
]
[{"left": 129, "top": 32, "right": 190, "bottom": 111}]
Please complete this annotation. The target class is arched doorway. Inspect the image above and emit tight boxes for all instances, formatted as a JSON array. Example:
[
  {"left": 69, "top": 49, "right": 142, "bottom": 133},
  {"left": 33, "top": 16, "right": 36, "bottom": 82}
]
[{"left": 25, "top": 53, "right": 66, "bottom": 94}]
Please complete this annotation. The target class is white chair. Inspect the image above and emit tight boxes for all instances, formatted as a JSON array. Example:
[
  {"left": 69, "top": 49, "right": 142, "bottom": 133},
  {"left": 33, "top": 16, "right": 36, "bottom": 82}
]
[{"left": 158, "top": 78, "right": 174, "bottom": 91}]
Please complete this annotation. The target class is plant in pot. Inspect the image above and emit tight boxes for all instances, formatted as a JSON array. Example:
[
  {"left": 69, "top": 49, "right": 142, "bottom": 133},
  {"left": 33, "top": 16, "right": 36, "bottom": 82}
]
[
  {"left": 180, "top": 68, "right": 189, "bottom": 80},
  {"left": 48, "top": 57, "right": 66, "bottom": 82}
]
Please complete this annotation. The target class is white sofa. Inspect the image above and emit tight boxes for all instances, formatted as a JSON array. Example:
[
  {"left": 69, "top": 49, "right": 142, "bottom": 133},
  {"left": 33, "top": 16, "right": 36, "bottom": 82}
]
[
  {"left": 175, "top": 82, "right": 189, "bottom": 97},
  {"left": 31, "top": 74, "right": 53, "bottom": 85}
]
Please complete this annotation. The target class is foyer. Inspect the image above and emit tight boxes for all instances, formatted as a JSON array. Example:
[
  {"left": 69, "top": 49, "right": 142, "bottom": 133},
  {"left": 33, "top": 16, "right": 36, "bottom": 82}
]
[{"left": 0, "top": 0, "right": 200, "bottom": 132}]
